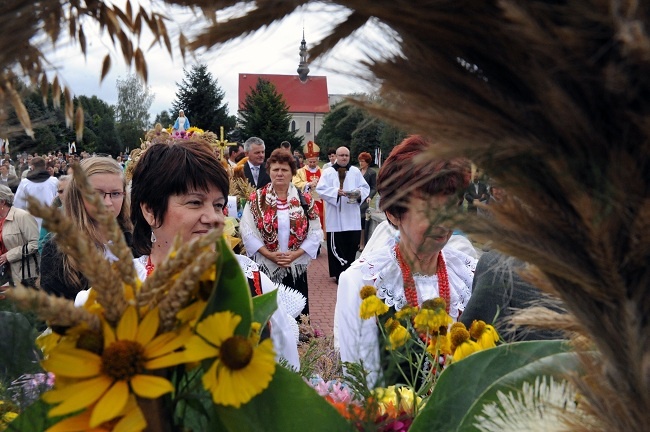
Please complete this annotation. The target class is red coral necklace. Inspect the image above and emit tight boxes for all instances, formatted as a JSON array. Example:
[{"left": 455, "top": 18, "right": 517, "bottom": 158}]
[{"left": 395, "top": 244, "right": 450, "bottom": 313}]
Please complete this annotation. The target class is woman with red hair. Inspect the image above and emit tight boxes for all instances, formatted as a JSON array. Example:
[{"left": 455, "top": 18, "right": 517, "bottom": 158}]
[
  {"left": 334, "top": 135, "right": 476, "bottom": 387},
  {"left": 357, "top": 151, "right": 377, "bottom": 251}
]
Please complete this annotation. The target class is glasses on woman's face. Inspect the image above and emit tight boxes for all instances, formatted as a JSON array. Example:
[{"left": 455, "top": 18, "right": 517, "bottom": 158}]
[{"left": 95, "top": 190, "right": 124, "bottom": 201}]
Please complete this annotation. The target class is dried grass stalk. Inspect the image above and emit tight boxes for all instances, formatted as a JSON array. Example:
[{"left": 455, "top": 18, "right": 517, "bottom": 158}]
[{"left": 6, "top": 286, "right": 99, "bottom": 331}]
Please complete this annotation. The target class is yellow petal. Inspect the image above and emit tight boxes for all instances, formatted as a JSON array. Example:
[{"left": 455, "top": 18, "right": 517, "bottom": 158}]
[
  {"left": 145, "top": 351, "right": 188, "bottom": 369},
  {"left": 90, "top": 381, "right": 129, "bottom": 428},
  {"left": 202, "top": 360, "right": 219, "bottom": 394},
  {"left": 42, "top": 350, "right": 101, "bottom": 378},
  {"left": 196, "top": 312, "right": 240, "bottom": 347},
  {"left": 145, "top": 327, "right": 191, "bottom": 358},
  {"left": 102, "top": 319, "right": 116, "bottom": 349},
  {"left": 113, "top": 406, "right": 146, "bottom": 432},
  {"left": 182, "top": 336, "right": 220, "bottom": 362},
  {"left": 47, "top": 376, "right": 112, "bottom": 417},
  {"left": 117, "top": 306, "right": 138, "bottom": 341},
  {"left": 130, "top": 374, "right": 174, "bottom": 398},
  {"left": 45, "top": 410, "right": 91, "bottom": 432},
  {"left": 136, "top": 308, "right": 159, "bottom": 346}
]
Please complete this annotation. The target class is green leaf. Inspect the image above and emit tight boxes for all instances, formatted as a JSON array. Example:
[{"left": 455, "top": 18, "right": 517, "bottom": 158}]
[
  {"left": 215, "top": 367, "right": 355, "bottom": 432},
  {"left": 200, "top": 236, "right": 252, "bottom": 337},
  {"left": 7, "top": 400, "right": 64, "bottom": 432},
  {"left": 410, "top": 340, "right": 577, "bottom": 432},
  {"left": 252, "top": 290, "right": 277, "bottom": 329}
]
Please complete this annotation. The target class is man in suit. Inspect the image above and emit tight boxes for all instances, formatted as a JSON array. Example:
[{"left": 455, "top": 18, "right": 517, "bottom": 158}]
[
  {"left": 0, "top": 162, "right": 19, "bottom": 192},
  {"left": 237, "top": 137, "right": 270, "bottom": 189},
  {"left": 464, "top": 169, "right": 489, "bottom": 213}
]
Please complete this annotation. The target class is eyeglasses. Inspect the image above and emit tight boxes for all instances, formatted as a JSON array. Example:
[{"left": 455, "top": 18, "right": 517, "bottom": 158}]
[{"left": 96, "top": 190, "right": 125, "bottom": 200}]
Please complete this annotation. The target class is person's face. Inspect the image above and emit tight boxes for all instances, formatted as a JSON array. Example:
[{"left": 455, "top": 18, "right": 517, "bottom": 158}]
[
  {"left": 47, "top": 166, "right": 55, "bottom": 176},
  {"left": 247, "top": 144, "right": 265, "bottom": 166},
  {"left": 491, "top": 186, "right": 506, "bottom": 201},
  {"left": 179, "top": 111, "right": 185, "bottom": 117},
  {"left": 293, "top": 150, "right": 300, "bottom": 156},
  {"left": 307, "top": 157, "right": 319, "bottom": 169},
  {"left": 387, "top": 194, "right": 455, "bottom": 255},
  {"left": 84, "top": 173, "right": 124, "bottom": 219},
  {"left": 0, "top": 166, "right": 7, "bottom": 176},
  {"left": 269, "top": 162, "right": 292, "bottom": 190},
  {"left": 144, "top": 185, "right": 225, "bottom": 247},
  {"left": 335, "top": 149, "right": 350, "bottom": 166},
  {"left": 328, "top": 153, "right": 336, "bottom": 163},
  {"left": 359, "top": 158, "right": 368, "bottom": 169}
]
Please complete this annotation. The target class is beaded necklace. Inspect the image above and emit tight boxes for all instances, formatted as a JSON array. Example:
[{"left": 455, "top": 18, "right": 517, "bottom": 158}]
[{"left": 394, "top": 244, "right": 450, "bottom": 313}]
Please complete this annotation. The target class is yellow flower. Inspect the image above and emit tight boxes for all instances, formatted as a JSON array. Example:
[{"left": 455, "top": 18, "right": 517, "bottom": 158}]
[
  {"left": 45, "top": 396, "right": 145, "bottom": 432},
  {"left": 359, "top": 285, "right": 377, "bottom": 299},
  {"left": 183, "top": 311, "right": 276, "bottom": 408},
  {"left": 384, "top": 318, "right": 410, "bottom": 350},
  {"left": 394, "top": 305, "right": 419, "bottom": 320},
  {"left": 42, "top": 307, "right": 190, "bottom": 428},
  {"left": 449, "top": 324, "right": 479, "bottom": 361},
  {"left": 469, "top": 320, "right": 500, "bottom": 349},
  {"left": 413, "top": 299, "right": 452, "bottom": 333},
  {"left": 360, "top": 296, "right": 389, "bottom": 320},
  {"left": 427, "top": 332, "right": 451, "bottom": 356},
  {"left": 373, "top": 386, "right": 422, "bottom": 415}
]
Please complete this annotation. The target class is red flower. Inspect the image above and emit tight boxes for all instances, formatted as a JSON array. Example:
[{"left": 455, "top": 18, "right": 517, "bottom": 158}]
[{"left": 290, "top": 197, "right": 300, "bottom": 207}]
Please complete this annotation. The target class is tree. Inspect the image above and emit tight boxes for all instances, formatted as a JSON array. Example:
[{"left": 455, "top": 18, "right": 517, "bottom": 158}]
[
  {"left": 171, "top": 64, "right": 235, "bottom": 133},
  {"left": 115, "top": 74, "right": 154, "bottom": 149},
  {"left": 239, "top": 78, "right": 302, "bottom": 153},
  {"left": 154, "top": 110, "right": 173, "bottom": 129},
  {"left": 77, "top": 95, "right": 121, "bottom": 155}
]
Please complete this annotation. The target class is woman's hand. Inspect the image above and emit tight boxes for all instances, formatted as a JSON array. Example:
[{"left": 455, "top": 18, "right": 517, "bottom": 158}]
[
  {"left": 0, "top": 253, "right": 7, "bottom": 266},
  {"left": 276, "top": 250, "right": 305, "bottom": 268}
]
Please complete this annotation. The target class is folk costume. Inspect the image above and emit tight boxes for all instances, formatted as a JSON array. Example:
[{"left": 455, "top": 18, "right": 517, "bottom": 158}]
[
  {"left": 241, "top": 182, "right": 322, "bottom": 316},
  {"left": 334, "top": 235, "right": 476, "bottom": 388},
  {"left": 292, "top": 141, "right": 324, "bottom": 228},
  {"left": 128, "top": 253, "right": 300, "bottom": 370},
  {"left": 316, "top": 163, "right": 370, "bottom": 279}
]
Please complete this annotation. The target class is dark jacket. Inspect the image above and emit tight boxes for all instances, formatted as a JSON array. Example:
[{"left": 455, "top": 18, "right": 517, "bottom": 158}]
[{"left": 243, "top": 163, "right": 271, "bottom": 189}]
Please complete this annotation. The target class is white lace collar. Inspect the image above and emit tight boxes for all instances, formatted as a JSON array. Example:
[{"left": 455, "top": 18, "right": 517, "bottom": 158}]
[{"left": 350, "top": 238, "right": 476, "bottom": 319}]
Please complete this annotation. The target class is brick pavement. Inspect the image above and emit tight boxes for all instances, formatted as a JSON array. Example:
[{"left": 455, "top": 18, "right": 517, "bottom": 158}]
[{"left": 306, "top": 247, "right": 338, "bottom": 335}]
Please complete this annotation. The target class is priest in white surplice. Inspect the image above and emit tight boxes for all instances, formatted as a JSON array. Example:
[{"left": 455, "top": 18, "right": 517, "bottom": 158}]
[{"left": 316, "top": 146, "right": 370, "bottom": 280}]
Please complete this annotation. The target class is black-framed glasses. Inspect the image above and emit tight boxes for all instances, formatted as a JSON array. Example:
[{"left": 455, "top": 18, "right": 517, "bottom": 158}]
[{"left": 96, "top": 190, "right": 124, "bottom": 200}]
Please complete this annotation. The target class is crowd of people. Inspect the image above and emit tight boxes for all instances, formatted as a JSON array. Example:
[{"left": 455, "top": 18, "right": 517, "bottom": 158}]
[{"left": 0, "top": 129, "right": 560, "bottom": 384}]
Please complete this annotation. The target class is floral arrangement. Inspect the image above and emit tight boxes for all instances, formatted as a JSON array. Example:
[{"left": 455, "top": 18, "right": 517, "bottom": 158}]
[{"left": 3, "top": 166, "right": 349, "bottom": 431}]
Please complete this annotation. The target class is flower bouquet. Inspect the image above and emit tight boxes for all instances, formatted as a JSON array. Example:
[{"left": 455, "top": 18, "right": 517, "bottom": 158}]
[{"left": 4, "top": 166, "right": 351, "bottom": 432}]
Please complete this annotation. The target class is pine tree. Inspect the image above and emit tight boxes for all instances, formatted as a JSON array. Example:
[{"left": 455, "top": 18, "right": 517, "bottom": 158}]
[
  {"left": 239, "top": 78, "right": 302, "bottom": 153},
  {"left": 115, "top": 74, "right": 154, "bottom": 150},
  {"left": 171, "top": 64, "right": 235, "bottom": 133}
]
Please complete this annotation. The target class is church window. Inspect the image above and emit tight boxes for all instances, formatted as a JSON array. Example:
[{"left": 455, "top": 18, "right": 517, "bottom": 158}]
[{"left": 306, "top": 121, "right": 311, "bottom": 133}]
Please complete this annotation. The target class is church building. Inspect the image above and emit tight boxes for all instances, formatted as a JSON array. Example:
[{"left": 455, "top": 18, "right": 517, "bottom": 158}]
[{"left": 238, "top": 33, "right": 330, "bottom": 147}]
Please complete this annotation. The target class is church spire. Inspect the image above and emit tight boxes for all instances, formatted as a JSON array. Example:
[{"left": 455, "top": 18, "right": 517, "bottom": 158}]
[{"left": 297, "top": 29, "right": 310, "bottom": 82}]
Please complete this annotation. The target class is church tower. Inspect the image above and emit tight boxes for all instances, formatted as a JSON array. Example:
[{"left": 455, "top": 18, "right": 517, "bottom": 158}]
[{"left": 297, "top": 30, "right": 310, "bottom": 82}]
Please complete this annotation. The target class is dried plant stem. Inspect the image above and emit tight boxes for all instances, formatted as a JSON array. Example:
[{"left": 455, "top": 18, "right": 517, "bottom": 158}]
[
  {"left": 138, "top": 230, "right": 221, "bottom": 308},
  {"left": 157, "top": 250, "right": 218, "bottom": 332},
  {"left": 6, "top": 286, "right": 100, "bottom": 331}
]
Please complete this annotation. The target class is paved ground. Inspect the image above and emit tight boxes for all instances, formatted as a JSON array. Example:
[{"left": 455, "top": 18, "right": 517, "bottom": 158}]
[{"left": 306, "top": 248, "right": 338, "bottom": 335}]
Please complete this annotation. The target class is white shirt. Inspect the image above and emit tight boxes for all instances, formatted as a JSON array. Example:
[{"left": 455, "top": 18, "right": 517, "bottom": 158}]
[
  {"left": 334, "top": 239, "right": 476, "bottom": 387},
  {"left": 13, "top": 175, "right": 58, "bottom": 230},
  {"left": 315, "top": 165, "right": 370, "bottom": 232}
]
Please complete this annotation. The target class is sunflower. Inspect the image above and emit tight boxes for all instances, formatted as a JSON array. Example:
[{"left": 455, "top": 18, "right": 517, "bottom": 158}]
[
  {"left": 45, "top": 395, "right": 145, "bottom": 432},
  {"left": 384, "top": 318, "right": 410, "bottom": 350},
  {"left": 469, "top": 320, "right": 500, "bottom": 349},
  {"left": 42, "top": 306, "right": 190, "bottom": 428},
  {"left": 183, "top": 311, "right": 276, "bottom": 408},
  {"left": 413, "top": 299, "right": 452, "bottom": 333}
]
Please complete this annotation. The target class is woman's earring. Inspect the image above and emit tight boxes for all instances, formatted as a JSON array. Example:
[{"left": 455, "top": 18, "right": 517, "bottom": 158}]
[{"left": 151, "top": 230, "right": 157, "bottom": 243}]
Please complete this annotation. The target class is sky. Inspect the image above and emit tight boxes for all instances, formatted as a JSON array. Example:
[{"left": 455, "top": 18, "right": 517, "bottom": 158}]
[{"left": 41, "top": 2, "right": 380, "bottom": 123}]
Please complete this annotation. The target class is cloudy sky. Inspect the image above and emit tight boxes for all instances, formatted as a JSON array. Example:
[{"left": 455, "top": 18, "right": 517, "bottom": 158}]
[{"left": 42, "top": 2, "right": 380, "bottom": 122}]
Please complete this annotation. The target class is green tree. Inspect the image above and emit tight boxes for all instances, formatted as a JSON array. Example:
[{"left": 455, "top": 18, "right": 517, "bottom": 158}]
[
  {"left": 171, "top": 64, "right": 235, "bottom": 133},
  {"left": 115, "top": 74, "right": 153, "bottom": 149},
  {"left": 154, "top": 110, "right": 173, "bottom": 129},
  {"left": 239, "top": 78, "right": 302, "bottom": 153},
  {"left": 316, "top": 100, "right": 365, "bottom": 158},
  {"left": 77, "top": 95, "right": 121, "bottom": 155}
]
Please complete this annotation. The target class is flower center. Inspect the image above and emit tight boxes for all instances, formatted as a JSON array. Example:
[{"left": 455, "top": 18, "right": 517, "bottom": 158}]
[
  {"left": 101, "top": 340, "right": 145, "bottom": 381},
  {"left": 220, "top": 336, "right": 253, "bottom": 370}
]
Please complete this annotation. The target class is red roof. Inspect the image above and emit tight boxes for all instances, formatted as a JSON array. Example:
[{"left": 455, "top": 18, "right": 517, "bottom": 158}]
[{"left": 238, "top": 74, "right": 330, "bottom": 113}]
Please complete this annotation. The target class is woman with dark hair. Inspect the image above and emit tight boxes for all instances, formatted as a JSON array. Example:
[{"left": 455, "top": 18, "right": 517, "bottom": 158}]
[
  {"left": 334, "top": 135, "right": 476, "bottom": 387},
  {"left": 41, "top": 157, "right": 132, "bottom": 299},
  {"left": 241, "top": 149, "right": 323, "bottom": 318},
  {"left": 357, "top": 151, "right": 377, "bottom": 251},
  {"left": 128, "top": 140, "right": 300, "bottom": 369}
]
